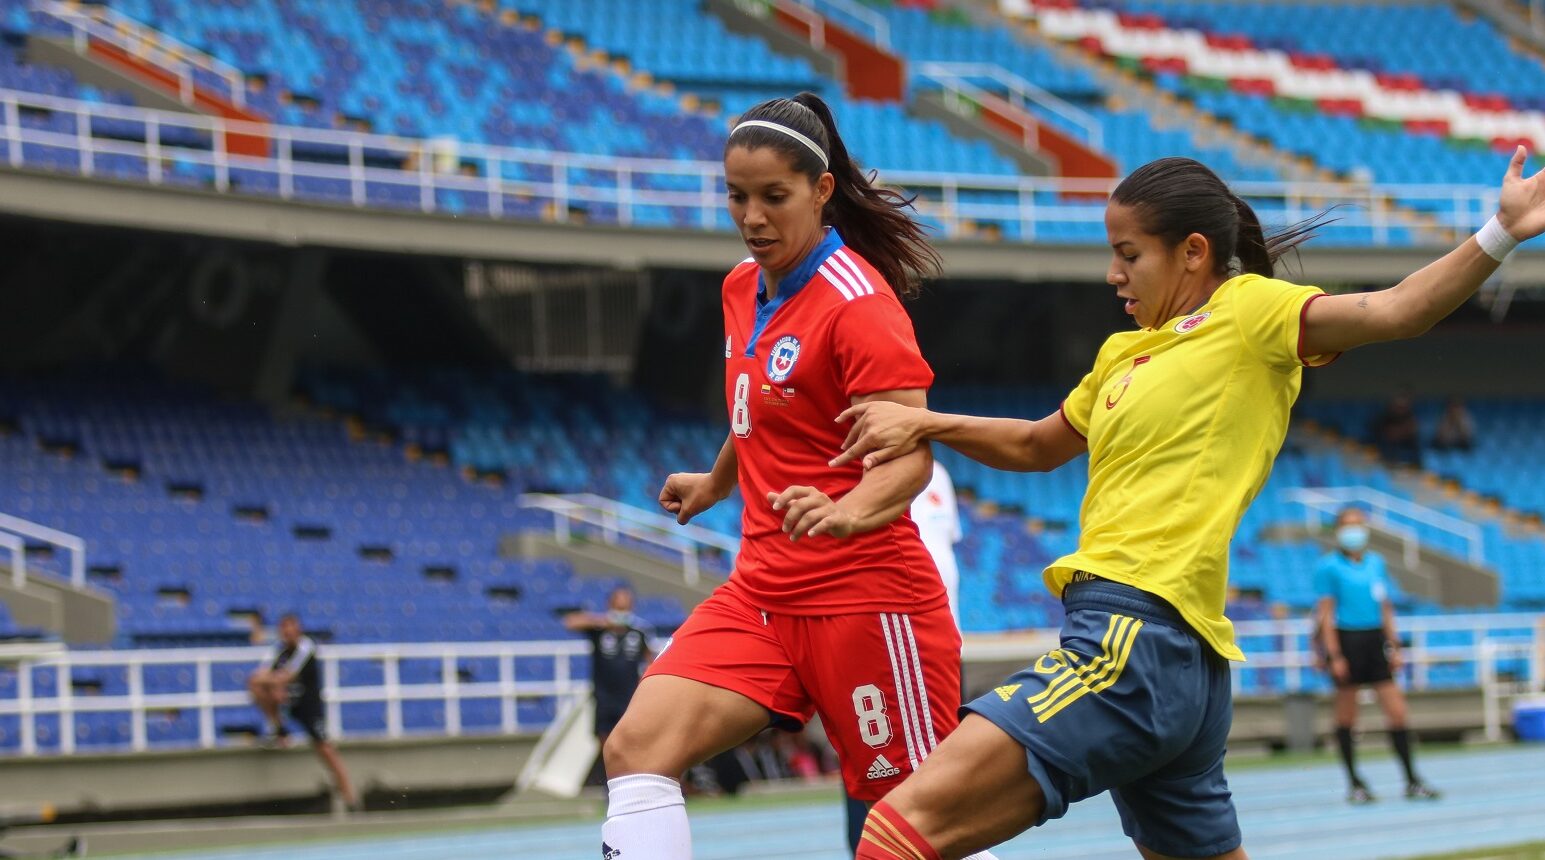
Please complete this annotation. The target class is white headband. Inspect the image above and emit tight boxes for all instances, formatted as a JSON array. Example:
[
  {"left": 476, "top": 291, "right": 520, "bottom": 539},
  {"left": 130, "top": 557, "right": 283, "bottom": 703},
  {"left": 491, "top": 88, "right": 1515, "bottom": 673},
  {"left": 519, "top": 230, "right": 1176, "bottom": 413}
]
[{"left": 731, "top": 120, "right": 829, "bottom": 169}]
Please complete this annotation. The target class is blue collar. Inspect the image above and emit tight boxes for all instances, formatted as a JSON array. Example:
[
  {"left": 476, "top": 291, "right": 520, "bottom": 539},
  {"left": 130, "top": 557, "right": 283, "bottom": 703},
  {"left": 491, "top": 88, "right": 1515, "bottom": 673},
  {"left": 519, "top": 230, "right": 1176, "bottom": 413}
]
[{"left": 748, "top": 228, "right": 843, "bottom": 357}]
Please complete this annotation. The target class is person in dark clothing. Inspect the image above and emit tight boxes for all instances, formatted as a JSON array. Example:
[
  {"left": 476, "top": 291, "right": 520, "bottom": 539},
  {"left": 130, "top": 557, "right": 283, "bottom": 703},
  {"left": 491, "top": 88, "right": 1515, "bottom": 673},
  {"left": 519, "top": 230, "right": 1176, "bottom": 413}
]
[
  {"left": 1370, "top": 394, "right": 1423, "bottom": 467},
  {"left": 1431, "top": 396, "right": 1476, "bottom": 451},
  {"left": 564, "top": 586, "right": 653, "bottom": 744},
  {"left": 248, "top": 613, "right": 357, "bottom": 810}
]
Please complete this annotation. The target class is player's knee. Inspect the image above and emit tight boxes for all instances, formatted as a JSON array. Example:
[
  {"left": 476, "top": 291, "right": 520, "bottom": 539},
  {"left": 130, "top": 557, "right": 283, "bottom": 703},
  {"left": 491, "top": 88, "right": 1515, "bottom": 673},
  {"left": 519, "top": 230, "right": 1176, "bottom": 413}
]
[
  {"left": 602, "top": 712, "right": 668, "bottom": 778},
  {"left": 877, "top": 779, "right": 946, "bottom": 840}
]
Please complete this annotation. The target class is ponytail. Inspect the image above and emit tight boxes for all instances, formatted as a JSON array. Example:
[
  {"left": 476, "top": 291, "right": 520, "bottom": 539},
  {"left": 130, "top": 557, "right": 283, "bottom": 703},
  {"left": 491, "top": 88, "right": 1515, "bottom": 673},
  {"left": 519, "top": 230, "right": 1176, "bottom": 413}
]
[
  {"left": 727, "top": 93, "right": 941, "bottom": 299},
  {"left": 1231, "top": 195, "right": 1272, "bottom": 277},
  {"left": 1113, "top": 157, "right": 1337, "bottom": 279},
  {"left": 1232, "top": 193, "right": 1334, "bottom": 279},
  {"left": 791, "top": 94, "right": 940, "bottom": 299}
]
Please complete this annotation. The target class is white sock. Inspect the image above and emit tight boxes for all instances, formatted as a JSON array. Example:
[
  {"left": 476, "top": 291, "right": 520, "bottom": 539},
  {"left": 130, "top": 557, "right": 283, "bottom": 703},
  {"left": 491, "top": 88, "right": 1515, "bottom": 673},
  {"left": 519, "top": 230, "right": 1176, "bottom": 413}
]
[{"left": 602, "top": 774, "right": 690, "bottom": 860}]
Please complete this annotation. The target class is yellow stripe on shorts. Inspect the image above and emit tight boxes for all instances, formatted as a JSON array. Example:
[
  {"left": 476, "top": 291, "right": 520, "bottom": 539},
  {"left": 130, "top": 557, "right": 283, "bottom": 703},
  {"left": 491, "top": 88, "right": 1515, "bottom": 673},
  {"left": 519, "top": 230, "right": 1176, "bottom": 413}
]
[
  {"left": 1026, "top": 614, "right": 1129, "bottom": 706},
  {"left": 1030, "top": 615, "right": 1144, "bottom": 723}
]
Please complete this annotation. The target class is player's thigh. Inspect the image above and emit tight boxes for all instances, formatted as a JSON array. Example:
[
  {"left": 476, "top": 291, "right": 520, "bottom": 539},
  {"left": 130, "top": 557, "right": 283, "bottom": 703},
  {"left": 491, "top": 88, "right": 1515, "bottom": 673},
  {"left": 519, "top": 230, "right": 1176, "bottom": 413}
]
[
  {"left": 792, "top": 606, "right": 961, "bottom": 801},
  {"left": 604, "top": 675, "right": 772, "bottom": 777},
  {"left": 606, "top": 585, "right": 809, "bottom": 777},
  {"left": 876, "top": 713, "right": 1045, "bottom": 857}
]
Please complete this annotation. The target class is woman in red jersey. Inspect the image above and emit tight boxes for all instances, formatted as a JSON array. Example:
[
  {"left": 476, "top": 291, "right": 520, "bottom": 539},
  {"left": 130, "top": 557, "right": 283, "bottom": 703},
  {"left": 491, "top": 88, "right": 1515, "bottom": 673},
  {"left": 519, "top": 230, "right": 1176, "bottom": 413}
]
[{"left": 599, "top": 93, "right": 996, "bottom": 860}]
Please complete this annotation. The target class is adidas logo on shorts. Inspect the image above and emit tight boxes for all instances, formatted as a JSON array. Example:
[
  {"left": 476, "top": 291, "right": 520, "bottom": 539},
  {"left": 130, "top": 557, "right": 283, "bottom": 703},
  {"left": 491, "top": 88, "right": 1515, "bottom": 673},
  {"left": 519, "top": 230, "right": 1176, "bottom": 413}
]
[
  {"left": 866, "top": 754, "right": 901, "bottom": 780},
  {"left": 602, "top": 841, "right": 622, "bottom": 859}
]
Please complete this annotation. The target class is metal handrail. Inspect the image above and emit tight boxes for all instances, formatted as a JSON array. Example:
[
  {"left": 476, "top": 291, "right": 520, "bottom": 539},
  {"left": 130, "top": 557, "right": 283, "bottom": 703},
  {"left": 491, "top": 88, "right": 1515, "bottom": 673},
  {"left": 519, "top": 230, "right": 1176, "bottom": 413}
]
[
  {"left": 35, "top": 1, "right": 248, "bottom": 108},
  {"left": 793, "top": 0, "right": 891, "bottom": 49},
  {"left": 0, "top": 512, "right": 86, "bottom": 588},
  {"left": 916, "top": 61, "right": 1105, "bottom": 150},
  {"left": 0, "top": 87, "right": 1519, "bottom": 241},
  {"left": 1, "top": 640, "right": 590, "bottom": 755},
  {"left": 1480, "top": 638, "right": 1544, "bottom": 741},
  {"left": 1284, "top": 486, "right": 1487, "bottom": 566},
  {"left": 520, "top": 492, "right": 738, "bottom": 585}
]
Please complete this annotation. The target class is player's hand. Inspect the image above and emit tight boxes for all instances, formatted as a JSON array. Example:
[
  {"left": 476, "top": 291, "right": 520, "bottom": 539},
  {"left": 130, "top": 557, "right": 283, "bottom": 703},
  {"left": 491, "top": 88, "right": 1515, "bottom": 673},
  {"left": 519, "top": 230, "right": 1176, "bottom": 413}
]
[
  {"left": 659, "top": 472, "right": 724, "bottom": 525},
  {"left": 1498, "top": 146, "right": 1545, "bottom": 242},
  {"left": 1387, "top": 646, "right": 1403, "bottom": 674},
  {"left": 767, "top": 486, "right": 856, "bottom": 541},
  {"left": 830, "top": 400, "right": 929, "bottom": 469},
  {"left": 1330, "top": 655, "right": 1350, "bottom": 684}
]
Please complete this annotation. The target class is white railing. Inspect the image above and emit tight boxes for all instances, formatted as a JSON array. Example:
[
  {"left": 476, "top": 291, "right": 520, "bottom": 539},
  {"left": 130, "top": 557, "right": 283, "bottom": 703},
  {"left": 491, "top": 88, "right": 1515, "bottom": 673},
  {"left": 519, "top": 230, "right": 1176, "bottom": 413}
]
[
  {"left": 1227, "top": 611, "right": 1539, "bottom": 694},
  {"left": 963, "top": 613, "right": 1540, "bottom": 700},
  {"left": 1481, "top": 638, "right": 1544, "bottom": 741},
  {"left": 916, "top": 61, "right": 1105, "bottom": 150},
  {"left": 0, "top": 87, "right": 1519, "bottom": 244},
  {"left": 0, "top": 532, "right": 25, "bottom": 590},
  {"left": 521, "top": 493, "right": 738, "bottom": 586},
  {"left": 793, "top": 0, "right": 891, "bottom": 49},
  {"left": 0, "top": 640, "right": 589, "bottom": 756},
  {"left": 35, "top": 1, "right": 248, "bottom": 109},
  {"left": 1283, "top": 486, "right": 1486, "bottom": 567},
  {"left": 0, "top": 614, "right": 1535, "bottom": 756},
  {"left": 0, "top": 512, "right": 86, "bottom": 588}
]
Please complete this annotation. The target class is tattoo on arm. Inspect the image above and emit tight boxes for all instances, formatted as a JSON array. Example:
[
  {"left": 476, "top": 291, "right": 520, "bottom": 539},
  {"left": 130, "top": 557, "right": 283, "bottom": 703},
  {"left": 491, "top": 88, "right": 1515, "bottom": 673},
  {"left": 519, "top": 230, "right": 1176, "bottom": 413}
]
[{"left": 1357, "top": 295, "right": 1369, "bottom": 309}]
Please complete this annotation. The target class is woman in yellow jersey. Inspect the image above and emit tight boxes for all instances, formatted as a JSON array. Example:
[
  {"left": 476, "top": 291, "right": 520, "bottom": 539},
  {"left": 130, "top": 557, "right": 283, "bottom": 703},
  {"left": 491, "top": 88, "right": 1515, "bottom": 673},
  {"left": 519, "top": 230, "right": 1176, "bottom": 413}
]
[{"left": 840, "top": 151, "right": 1545, "bottom": 860}]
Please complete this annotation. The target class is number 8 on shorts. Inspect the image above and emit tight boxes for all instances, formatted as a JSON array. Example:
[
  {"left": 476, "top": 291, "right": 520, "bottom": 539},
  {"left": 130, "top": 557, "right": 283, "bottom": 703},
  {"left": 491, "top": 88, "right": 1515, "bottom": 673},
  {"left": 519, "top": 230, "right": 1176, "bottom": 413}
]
[{"left": 852, "top": 684, "right": 892, "bottom": 748}]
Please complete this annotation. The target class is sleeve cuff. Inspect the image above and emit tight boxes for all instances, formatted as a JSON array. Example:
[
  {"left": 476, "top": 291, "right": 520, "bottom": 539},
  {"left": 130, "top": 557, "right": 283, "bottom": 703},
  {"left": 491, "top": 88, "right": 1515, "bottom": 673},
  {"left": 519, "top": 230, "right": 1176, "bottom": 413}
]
[
  {"left": 1058, "top": 400, "right": 1087, "bottom": 440},
  {"left": 1297, "top": 293, "right": 1342, "bottom": 368},
  {"left": 846, "top": 374, "right": 935, "bottom": 400}
]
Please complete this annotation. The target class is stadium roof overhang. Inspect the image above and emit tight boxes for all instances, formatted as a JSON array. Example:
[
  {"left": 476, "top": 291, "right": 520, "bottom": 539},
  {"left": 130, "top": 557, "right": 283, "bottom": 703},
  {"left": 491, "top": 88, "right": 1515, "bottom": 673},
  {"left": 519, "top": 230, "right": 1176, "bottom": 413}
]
[{"left": 6, "top": 168, "right": 1545, "bottom": 288}]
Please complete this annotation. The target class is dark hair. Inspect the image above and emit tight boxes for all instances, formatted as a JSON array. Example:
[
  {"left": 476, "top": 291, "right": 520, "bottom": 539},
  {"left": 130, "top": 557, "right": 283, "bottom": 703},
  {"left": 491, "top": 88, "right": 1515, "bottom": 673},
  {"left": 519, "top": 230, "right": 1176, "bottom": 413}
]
[
  {"left": 1335, "top": 505, "right": 1369, "bottom": 526},
  {"left": 1110, "top": 157, "right": 1333, "bottom": 278},
  {"left": 279, "top": 612, "right": 300, "bottom": 625},
  {"left": 726, "top": 92, "right": 940, "bottom": 299}
]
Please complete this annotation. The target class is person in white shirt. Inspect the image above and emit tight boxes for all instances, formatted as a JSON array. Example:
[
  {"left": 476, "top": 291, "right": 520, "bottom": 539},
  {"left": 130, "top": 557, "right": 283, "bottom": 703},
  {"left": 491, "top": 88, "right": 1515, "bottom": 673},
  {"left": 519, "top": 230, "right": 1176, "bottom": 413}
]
[{"left": 911, "top": 460, "right": 964, "bottom": 625}]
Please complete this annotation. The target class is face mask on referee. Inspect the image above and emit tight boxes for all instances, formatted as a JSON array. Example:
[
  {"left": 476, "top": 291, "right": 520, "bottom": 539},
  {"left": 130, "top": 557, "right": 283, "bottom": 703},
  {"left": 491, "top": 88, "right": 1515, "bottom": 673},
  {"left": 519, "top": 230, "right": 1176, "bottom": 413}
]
[{"left": 1336, "top": 524, "right": 1370, "bottom": 553}]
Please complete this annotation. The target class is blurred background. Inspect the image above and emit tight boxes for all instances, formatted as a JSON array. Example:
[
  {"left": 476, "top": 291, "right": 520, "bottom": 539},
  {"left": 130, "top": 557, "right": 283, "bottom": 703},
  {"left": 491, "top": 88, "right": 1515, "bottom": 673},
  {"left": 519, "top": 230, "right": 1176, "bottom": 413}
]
[{"left": 0, "top": 0, "right": 1544, "bottom": 857}]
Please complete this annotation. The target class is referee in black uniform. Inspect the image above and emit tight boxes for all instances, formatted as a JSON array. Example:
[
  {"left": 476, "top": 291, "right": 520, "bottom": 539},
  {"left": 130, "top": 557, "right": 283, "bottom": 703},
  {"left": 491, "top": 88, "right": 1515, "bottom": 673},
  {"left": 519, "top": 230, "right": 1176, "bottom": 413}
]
[
  {"left": 248, "top": 613, "right": 358, "bottom": 810},
  {"left": 564, "top": 586, "right": 653, "bottom": 746}
]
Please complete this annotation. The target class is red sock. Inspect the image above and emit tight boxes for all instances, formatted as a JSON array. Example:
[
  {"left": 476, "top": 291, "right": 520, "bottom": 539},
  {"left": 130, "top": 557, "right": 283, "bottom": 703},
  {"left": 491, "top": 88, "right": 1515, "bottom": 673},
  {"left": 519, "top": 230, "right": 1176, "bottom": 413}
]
[{"left": 855, "top": 800, "right": 942, "bottom": 860}]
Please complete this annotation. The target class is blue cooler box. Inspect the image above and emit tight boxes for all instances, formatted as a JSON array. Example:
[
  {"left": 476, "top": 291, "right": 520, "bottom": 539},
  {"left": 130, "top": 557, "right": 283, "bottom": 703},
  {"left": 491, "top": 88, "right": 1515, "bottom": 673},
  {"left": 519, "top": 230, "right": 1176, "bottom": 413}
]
[{"left": 1515, "top": 696, "right": 1545, "bottom": 742}]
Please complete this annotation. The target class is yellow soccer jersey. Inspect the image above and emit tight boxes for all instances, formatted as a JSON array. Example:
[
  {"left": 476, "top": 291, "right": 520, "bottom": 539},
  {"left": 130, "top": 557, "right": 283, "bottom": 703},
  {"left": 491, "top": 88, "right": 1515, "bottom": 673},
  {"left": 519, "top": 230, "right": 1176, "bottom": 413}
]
[{"left": 1049, "top": 274, "right": 1337, "bottom": 661}]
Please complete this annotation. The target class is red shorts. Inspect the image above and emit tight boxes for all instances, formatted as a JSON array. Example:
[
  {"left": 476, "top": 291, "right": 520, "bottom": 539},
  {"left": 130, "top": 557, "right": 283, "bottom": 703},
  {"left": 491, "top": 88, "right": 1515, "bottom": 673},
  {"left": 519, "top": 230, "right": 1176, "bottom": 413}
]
[{"left": 645, "top": 579, "right": 962, "bottom": 800}]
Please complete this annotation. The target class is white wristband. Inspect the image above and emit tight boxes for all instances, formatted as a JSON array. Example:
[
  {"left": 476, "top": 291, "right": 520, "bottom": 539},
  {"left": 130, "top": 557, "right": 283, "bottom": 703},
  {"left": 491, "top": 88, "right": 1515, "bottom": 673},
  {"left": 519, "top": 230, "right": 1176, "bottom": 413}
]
[{"left": 1476, "top": 215, "right": 1520, "bottom": 262}]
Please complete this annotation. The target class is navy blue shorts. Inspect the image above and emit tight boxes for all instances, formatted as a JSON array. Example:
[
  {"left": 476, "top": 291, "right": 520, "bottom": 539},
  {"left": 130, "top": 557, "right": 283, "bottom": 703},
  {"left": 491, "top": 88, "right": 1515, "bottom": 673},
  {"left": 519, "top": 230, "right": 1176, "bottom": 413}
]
[{"left": 963, "top": 579, "right": 1240, "bottom": 858}]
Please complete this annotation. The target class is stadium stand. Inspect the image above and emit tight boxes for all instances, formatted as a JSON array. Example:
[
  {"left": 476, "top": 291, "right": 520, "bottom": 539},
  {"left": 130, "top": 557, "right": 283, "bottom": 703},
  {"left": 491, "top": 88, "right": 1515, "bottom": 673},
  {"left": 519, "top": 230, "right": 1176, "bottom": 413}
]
[
  {"left": 0, "top": 0, "right": 1513, "bottom": 245},
  {"left": 292, "top": 372, "right": 1545, "bottom": 620},
  {"left": 1022, "top": 0, "right": 1545, "bottom": 185},
  {"left": 2, "top": 3, "right": 1542, "bottom": 768},
  {"left": 0, "top": 371, "right": 689, "bottom": 650}
]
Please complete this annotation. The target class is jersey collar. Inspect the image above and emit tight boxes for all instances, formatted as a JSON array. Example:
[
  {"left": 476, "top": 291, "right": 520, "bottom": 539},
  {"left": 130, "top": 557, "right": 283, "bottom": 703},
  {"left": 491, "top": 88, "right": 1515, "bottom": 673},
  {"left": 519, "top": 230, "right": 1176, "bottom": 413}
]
[
  {"left": 747, "top": 227, "right": 844, "bottom": 357},
  {"left": 757, "top": 227, "right": 844, "bottom": 301}
]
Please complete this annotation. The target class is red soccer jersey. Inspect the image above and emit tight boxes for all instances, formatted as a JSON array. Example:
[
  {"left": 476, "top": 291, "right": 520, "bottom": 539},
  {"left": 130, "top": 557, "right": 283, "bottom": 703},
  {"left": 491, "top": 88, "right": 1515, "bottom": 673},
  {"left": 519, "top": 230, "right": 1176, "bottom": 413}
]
[{"left": 721, "top": 229, "right": 945, "bottom": 615}]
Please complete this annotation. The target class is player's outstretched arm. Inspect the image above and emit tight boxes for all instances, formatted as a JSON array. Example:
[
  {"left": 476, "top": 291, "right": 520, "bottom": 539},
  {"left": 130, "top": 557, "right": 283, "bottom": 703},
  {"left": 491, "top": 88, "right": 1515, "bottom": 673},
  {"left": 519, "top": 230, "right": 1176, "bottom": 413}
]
[
  {"left": 1301, "top": 146, "right": 1545, "bottom": 356},
  {"left": 659, "top": 433, "right": 738, "bottom": 525},
  {"left": 831, "top": 402, "right": 1085, "bottom": 473}
]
